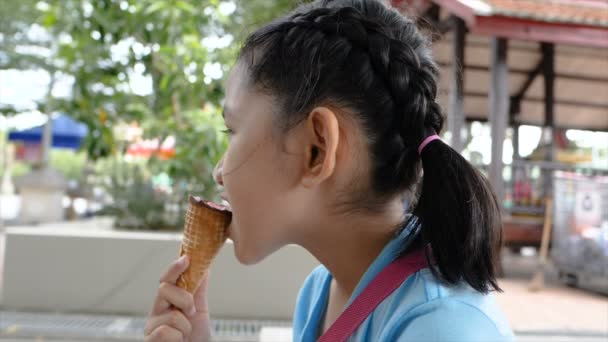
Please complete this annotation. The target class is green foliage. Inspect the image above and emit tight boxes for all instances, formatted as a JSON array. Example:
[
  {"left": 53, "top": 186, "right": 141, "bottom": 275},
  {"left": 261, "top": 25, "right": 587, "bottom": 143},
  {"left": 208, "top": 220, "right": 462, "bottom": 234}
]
[
  {"left": 1, "top": 0, "right": 295, "bottom": 229},
  {"left": 96, "top": 157, "right": 183, "bottom": 231},
  {"left": 232, "top": 0, "right": 297, "bottom": 41},
  {"left": 147, "top": 105, "right": 228, "bottom": 201},
  {"left": 11, "top": 161, "right": 32, "bottom": 179},
  {"left": 50, "top": 149, "right": 88, "bottom": 182}
]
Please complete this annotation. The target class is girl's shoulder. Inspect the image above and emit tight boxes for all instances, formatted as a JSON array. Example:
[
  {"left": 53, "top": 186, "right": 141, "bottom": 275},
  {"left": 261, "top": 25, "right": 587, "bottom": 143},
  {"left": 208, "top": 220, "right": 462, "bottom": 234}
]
[
  {"left": 377, "top": 268, "right": 515, "bottom": 341},
  {"left": 298, "top": 265, "right": 331, "bottom": 300},
  {"left": 292, "top": 265, "right": 332, "bottom": 341}
]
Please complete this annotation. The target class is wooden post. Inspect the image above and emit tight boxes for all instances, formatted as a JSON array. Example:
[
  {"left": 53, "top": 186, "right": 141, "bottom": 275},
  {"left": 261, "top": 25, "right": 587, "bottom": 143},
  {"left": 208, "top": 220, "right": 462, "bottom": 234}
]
[
  {"left": 513, "top": 124, "right": 520, "bottom": 159},
  {"left": 541, "top": 42, "right": 555, "bottom": 198},
  {"left": 40, "top": 74, "right": 56, "bottom": 170},
  {"left": 41, "top": 115, "right": 53, "bottom": 168},
  {"left": 448, "top": 17, "right": 466, "bottom": 152},
  {"left": 488, "top": 38, "right": 509, "bottom": 209},
  {"left": 511, "top": 123, "right": 520, "bottom": 208}
]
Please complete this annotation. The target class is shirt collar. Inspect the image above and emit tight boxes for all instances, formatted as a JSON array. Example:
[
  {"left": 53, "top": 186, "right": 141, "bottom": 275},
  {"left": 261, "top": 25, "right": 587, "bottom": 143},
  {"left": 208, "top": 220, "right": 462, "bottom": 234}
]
[{"left": 344, "top": 216, "right": 421, "bottom": 307}]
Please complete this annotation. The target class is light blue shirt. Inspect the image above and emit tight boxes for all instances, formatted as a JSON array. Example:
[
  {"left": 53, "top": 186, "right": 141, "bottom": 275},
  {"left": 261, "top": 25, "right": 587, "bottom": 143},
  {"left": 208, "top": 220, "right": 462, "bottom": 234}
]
[{"left": 293, "top": 220, "right": 515, "bottom": 341}]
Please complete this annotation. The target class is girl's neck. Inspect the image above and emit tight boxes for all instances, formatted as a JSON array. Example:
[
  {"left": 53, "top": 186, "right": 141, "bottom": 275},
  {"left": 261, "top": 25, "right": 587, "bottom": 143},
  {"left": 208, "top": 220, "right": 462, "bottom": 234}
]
[{"left": 300, "top": 198, "right": 405, "bottom": 298}]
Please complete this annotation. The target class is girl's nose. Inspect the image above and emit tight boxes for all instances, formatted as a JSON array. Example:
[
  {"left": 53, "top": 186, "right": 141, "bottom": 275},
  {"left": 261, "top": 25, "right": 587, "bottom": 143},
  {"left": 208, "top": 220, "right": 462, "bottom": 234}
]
[{"left": 213, "top": 157, "right": 224, "bottom": 186}]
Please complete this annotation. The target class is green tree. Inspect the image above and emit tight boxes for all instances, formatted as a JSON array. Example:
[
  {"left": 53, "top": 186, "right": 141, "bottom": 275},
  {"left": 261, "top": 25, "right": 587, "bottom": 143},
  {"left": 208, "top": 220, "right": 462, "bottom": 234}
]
[{"left": 1, "top": 0, "right": 295, "bottom": 229}]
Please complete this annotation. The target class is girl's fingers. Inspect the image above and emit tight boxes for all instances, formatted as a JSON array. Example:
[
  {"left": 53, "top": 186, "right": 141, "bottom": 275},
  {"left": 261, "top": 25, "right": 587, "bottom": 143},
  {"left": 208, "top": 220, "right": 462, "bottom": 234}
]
[
  {"left": 192, "top": 271, "right": 210, "bottom": 310},
  {"left": 144, "top": 324, "right": 184, "bottom": 342},
  {"left": 144, "top": 309, "right": 192, "bottom": 338},
  {"left": 151, "top": 282, "right": 197, "bottom": 316},
  {"left": 159, "top": 255, "right": 190, "bottom": 284}
]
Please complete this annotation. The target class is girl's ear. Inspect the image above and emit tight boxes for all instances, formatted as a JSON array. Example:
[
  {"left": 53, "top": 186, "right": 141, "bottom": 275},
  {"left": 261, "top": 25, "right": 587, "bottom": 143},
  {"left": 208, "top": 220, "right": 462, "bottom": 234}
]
[{"left": 300, "top": 106, "right": 340, "bottom": 188}]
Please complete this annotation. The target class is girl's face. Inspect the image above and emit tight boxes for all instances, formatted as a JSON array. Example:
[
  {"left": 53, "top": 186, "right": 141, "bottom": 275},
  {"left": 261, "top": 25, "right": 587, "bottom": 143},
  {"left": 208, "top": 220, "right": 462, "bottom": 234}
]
[{"left": 213, "top": 64, "right": 306, "bottom": 264}]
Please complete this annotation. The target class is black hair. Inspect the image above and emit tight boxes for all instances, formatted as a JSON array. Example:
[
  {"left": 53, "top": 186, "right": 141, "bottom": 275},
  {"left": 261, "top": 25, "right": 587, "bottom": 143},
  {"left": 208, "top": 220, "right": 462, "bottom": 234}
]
[{"left": 237, "top": 0, "right": 502, "bottom": 293}]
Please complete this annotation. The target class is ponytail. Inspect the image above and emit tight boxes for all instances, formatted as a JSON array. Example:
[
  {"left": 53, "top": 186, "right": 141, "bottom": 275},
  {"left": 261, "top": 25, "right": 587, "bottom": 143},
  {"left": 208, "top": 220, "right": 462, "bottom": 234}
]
[{"left": 413, "top": 138, "right": 503, "bottom": 293}]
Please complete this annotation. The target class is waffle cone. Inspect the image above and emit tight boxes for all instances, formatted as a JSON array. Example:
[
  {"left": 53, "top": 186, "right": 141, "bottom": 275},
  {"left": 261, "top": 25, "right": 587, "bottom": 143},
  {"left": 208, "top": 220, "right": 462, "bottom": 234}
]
[{"left": 176, "top": 195, "right": 231, "bottom": 294}]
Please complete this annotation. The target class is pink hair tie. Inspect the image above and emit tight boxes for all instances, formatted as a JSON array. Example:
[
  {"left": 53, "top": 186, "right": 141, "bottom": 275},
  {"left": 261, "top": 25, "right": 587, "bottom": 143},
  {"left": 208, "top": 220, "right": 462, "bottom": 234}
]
[{"left": 418, "top": 134, "right": 441, "bottom": 155}]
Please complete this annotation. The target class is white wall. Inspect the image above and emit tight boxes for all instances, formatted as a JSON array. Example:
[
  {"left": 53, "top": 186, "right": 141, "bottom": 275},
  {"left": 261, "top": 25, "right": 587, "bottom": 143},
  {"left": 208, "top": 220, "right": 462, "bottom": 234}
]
[{"left": 2, "top": 227, "right": 319, "bottom": 320}]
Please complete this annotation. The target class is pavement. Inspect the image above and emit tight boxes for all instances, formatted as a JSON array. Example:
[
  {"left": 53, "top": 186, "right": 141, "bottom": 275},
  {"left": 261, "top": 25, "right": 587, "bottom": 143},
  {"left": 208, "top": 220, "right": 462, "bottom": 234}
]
[
  {"left": 496, "top": 249, "right": 608, "bottom": 341},
  {"left": 0, "top": 232, "right": 606, "bottom": 341}
]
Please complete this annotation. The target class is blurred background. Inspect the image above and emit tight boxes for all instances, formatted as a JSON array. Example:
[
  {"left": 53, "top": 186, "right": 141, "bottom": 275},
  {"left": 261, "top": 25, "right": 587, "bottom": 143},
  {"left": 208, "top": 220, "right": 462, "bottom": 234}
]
[{"left": 0, "top": 0, "right": 606, "bottom": 341}]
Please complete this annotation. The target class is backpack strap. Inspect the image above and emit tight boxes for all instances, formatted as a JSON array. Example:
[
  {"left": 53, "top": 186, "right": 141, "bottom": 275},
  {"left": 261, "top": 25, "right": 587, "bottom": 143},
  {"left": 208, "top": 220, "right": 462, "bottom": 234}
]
[{"left": 318, "top": 248, "right": 428, "bottom": 342}]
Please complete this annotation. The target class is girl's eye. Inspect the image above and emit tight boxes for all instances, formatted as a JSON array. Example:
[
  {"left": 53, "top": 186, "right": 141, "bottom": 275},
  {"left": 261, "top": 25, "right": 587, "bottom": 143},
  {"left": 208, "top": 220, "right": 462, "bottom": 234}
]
[{"left": 221, "top": 128, "right": 234, "bottom": 136}]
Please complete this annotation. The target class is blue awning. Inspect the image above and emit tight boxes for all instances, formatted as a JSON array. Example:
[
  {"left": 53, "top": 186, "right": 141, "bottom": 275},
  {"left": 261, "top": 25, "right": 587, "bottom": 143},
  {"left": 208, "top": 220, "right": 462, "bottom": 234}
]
[{"left": 8, "top": 114, "right": 88, "bottom": 150}]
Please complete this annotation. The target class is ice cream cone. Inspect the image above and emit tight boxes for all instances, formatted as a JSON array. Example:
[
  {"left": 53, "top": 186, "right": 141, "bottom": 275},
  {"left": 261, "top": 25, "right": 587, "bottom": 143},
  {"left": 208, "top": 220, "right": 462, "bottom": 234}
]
[{"left": 176, "top": 195, "right": 232, "bottom": 294}]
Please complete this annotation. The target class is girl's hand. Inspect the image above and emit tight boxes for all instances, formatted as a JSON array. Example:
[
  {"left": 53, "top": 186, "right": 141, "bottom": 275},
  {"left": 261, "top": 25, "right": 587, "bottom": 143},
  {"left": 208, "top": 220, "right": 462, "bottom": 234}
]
[{"left": 144, "top": 255, "right": 212, "bottom": 342}]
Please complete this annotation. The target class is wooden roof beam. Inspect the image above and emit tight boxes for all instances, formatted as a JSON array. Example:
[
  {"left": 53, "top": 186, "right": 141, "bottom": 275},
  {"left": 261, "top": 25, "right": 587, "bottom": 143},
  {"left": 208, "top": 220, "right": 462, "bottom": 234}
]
[
  {"left": 466, "top": 91, "right": 608, "bottom": 110},
  {"left": 436, "top": 62, "right": 608, "bottom": 83},
  {"left": 473, "top": 16, "right": 608, "bottom": 49},
  {"left": 463, "top": 116, "right": 608, "bottom": 133},
  {"left": 510, "top": 58, "right": 544, "bottom": 116}
]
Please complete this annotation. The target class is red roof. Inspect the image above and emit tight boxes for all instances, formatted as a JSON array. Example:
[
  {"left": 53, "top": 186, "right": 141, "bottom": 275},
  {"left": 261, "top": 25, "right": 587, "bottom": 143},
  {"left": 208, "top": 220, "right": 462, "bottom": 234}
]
[
  {"left": 393, "top": 0, "right": 608, "bottom": 47},
  {"left": 481, "top": 0, "right": 608, "bottom": 28}
]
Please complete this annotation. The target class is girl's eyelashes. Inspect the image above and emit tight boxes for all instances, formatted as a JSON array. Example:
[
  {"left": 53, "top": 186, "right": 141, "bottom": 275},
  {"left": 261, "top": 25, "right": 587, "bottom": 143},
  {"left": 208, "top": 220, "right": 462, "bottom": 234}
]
[{"left": 221, "top": 128, "right": 234, "bottom": 136}]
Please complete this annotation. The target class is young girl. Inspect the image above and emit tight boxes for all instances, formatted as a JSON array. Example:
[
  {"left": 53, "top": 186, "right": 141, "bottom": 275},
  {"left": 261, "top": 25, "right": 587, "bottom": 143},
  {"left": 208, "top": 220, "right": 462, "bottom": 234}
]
[{"left": 144, "top": 0, "right": 515, "bottom": 341}]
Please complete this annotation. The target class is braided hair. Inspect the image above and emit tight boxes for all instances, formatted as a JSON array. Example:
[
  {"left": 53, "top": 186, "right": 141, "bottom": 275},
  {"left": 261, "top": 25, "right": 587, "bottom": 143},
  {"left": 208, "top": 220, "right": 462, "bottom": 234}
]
[{"left": 238, "top": 0, "right": 502, "bottom": 294}]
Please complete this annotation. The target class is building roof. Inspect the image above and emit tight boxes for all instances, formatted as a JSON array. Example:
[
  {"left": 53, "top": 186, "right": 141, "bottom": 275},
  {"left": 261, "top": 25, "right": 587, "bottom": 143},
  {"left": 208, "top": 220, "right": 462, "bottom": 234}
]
[
  {"left": 394, "top": 0, "right": 608, "bottom": 47},
  {"left": 390, "top": 0, "right": 608, "bottom": 130},
  {"left": 478, "top": 0, "right": 608, "bottom": 28},
  {"left": 432, "top": 35, "right": 608, "bottom": 130}
]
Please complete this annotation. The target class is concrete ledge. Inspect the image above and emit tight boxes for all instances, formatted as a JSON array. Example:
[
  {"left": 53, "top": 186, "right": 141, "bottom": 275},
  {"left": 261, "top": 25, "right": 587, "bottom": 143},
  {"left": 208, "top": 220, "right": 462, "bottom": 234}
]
[{"left": 2, "top": 227, "right": 319, "bottom": 320}]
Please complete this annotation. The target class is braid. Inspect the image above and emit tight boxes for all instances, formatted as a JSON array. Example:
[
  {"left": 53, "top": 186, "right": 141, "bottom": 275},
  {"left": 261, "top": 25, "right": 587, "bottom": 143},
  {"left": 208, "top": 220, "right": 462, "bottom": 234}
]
[
  {"left": 281, "top": 6, "right": 443, "bottom": 192},
  {"left": 240, "top": 0, "right": 443, "bottom": 195}
]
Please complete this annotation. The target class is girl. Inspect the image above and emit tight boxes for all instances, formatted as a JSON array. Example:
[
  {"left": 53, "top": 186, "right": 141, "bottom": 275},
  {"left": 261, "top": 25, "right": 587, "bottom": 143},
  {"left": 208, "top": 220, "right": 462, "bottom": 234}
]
[{"left": 144, "top": 0, "right": 515, "bottom": 341}]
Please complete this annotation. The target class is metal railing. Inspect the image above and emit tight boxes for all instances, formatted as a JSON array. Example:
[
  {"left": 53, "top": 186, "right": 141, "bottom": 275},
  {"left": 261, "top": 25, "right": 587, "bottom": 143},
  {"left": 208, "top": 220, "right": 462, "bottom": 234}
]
[
  {"left": 475, "top": 160, "right": 608, "bottom": 216},
  {"left": 0, "top": 311, "right": 293, "bottom": 342}
]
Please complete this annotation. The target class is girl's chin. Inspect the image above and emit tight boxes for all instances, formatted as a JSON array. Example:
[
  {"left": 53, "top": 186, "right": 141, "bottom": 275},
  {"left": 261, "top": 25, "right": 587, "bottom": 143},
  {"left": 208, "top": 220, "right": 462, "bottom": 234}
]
[
  {"left": 231, "top": 239, "right": 267, "bottom": 265},
  {"left": 233, "top": 246, "right": 256, "bottom": 265}
]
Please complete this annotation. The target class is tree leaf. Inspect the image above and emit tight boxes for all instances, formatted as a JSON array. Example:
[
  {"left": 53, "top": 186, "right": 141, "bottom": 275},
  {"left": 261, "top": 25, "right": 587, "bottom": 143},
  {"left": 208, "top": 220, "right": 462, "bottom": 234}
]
[
  {"left": 175, "top": 1, "right": 197, "bottom": 15},
  {"left": 144, "top": 1, "right": 167, "bottom": 15}
]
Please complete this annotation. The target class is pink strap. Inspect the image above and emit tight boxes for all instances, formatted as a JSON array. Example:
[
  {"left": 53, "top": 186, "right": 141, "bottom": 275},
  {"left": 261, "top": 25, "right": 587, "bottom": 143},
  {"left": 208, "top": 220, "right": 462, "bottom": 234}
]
[
  {"left": 318, "top": 248, "right": 428, "bottom": 342},
  {"left": 417, "top": 134, "right": 441, "bottom": 155}
]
